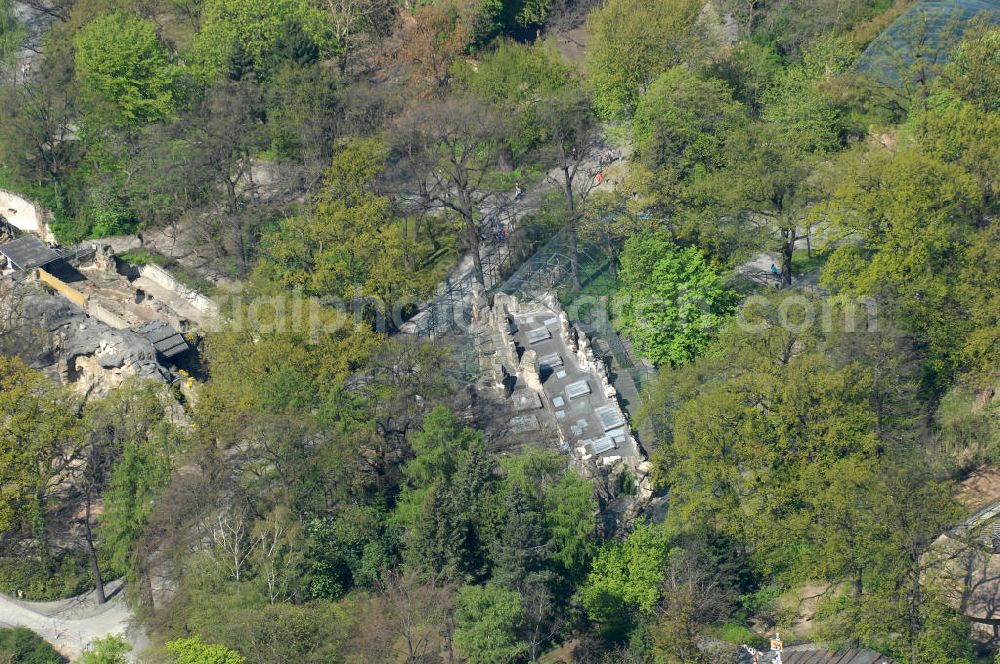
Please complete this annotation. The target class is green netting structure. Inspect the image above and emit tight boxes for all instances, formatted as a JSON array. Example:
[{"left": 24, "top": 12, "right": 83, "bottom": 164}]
[
  {"left": 495, "top": 226, "right": 658, "bottom": 393},
  {"left": 856, "top": 0, "right": 1000, "bottom": 85}
]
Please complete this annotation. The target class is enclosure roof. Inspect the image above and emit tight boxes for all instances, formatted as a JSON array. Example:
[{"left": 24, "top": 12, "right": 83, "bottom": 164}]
[
  {"left": 0, "top": 235, "right": 62, "bottom": 270},
  {"left": 856, "top": 0, "right": 1000, "bottom": 85},
  {"left": 135, "top": 320, "right": 189, "bottom": 359},
  {"left": 739, "top": 649, "right": 895, "bottom": 664}
]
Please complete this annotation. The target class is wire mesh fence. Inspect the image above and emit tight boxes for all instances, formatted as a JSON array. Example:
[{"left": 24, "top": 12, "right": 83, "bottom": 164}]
[
  {"left": 855, "top": 0, "right": 1000, "bottom": 85},
  {"left": 404, "top": 215, "right": 658, "bottom": 401},
  {"left": 494, "top": 225, "right": 659, "bottom": 401}
]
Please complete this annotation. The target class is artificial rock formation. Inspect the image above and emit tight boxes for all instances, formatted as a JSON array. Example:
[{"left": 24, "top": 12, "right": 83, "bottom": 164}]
[
  {"left": 471, "top": 291, "right": 652, "bottom": 507},
  {"left": 4, "top": 283, "right": 172, "bottom": 398}
]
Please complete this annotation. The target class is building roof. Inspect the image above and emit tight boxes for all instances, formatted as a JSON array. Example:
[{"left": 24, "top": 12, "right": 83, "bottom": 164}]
[
  {"left": 784, "top": 650, "right": 894, "bottom": 664},
  {"left": 0, "top": 235, "right": 62, "bottom": 270},
  {"left": 134, "top": 320, "right": 189, "bottom": 359},
  {"left": 741, "top": 649, "right": 896, "bottom": 664}
]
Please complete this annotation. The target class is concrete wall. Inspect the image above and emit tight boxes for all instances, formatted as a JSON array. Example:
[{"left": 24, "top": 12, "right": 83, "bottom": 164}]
[
  {"left": 0, "top": 190, "right": 55, "bottom": 242},
  {"left": 37, "top": 267, "right": 87, "bottom": 308},
  {"left": 138, "top": 263, "right": 216, "bottom": 315},
  {"left": 85, "top": 301, "right": 129, "bottom": 330},
  {"left": 37, "top": 268, "right": 127, "bottom": 329}
]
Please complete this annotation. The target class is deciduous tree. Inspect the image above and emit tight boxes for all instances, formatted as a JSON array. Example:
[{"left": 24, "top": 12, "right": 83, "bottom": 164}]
[
  {"left": 617, "top": 232, "right": 737, "bottom": 367},
  {"left": 73, "top": 12, "right": 178, "bottom": 126},
  {"left": 394, "top": 96, "right": 504, "bottom": 287},
  {"left": 166, "top": 636, "right": 246, "bottom": 664},
  {"left": 585, "top": 0, "right": 704, "bottom": 119},
  {"left": 453, "top": 584, "right": 527, "bottom": 664}
]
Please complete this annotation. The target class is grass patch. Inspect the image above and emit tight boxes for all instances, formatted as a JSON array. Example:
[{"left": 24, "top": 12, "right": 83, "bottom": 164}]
[
  {"left": 117, "top": 248, "right": 217, "bottom": 296},
  {"left": 481, "top": 163, "right": 547, "bottom": 193},
  {"left": 937, "top": 386, "right": 980, "bottom": 425},
  {"left": 708, "top": 623, "right": 766, "bottom": 649},
  {"left": 791, "top": 248, "right": 827, "bottom": 278},
  {"left": 560, "top": 260, "right": 620, "bottom": 323},
  {"left": 397, "top": 217, "right": 459, "bottom": 298},
  {"left": 935, "top": 385, "right": 1000, "bottom": 473},
  {"left": 601, "top": 122, "right": 632, "bottom": 149}
]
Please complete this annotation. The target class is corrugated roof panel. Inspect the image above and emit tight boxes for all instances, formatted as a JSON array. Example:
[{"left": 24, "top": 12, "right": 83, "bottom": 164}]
[
  {"left": 0, "top": 236, "right": 62, "bottom": 270},
  {"left": 135, "top": 320, "right": 189, "bottom": 359},
  {"left": 785, "top": 650, "right": 894, "bottom": 664},
  {"left": 850, "top": 651, "right": 884, "bottom": 664}
]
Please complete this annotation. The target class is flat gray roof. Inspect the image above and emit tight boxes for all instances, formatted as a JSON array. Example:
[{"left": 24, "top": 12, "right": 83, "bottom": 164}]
[
  {"left": 584, "top": 436, "right": 615, "bottom": 455},
  {"left": 135, "top": 320, "right": 189, "bottom": 359},
  {"left": 595, "top": 405, "right": 626, "bottom": 431},
  {"left": 525, "top": 326, "right": 552, "bottom": 344},
  {"left": 565, "top": 379, "right": 591, "bottom": 399},
  {"left": 538, "top": 351, "right": 563, "bottom": 368},
  {"left": 0, "top": 236, "right": 62, "bottom": 270}
]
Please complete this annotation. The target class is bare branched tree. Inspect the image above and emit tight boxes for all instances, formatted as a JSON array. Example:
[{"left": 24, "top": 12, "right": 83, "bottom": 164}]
[
  {"left": 394, "top": 97, "right": 505, "bottom": 288},
  {"left": 182, "top": 80, "right": 266, "bottom": 276},
  {"left": 381, "top": 570, "right": 454, "bottom": 663},
  {"left": 541, "top": 87, "right": 601, "bottom": 290},
  {"left": 211, "top": 504, "right": 257, "bottom": 582},
  {"left": 319, "top": 0, "right": 397, "bottom": 73},
  {"left": 0, "top": 77, "right": 78, "bottom": 200},
  {"left": 16, "top": 0, "right": 74, "bottom": 21}
]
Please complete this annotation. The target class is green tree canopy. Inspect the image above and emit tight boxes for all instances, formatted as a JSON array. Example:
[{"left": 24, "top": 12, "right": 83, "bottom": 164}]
[
  {"left": 394, "top": 405, "right": 482, "bottom": 529},
  {"left": 616, "top": 232, "right": 737, "bottom": 367},
  {"left": 542, "top": 472, "right": 597, "bottom": 580},
  {"left": 195, "top": 298, "right": 377, "bottom": 441},
  {"left": 817, "top": 147, "right": 982, "bottom": 383},
  {"left": 464, "top": 42, "right": 572, "bottom": 156},
  {"left": 257, "top": 137, "right": 428, "bottom": 321},
  {"left": 166, "top": 636, "right": 246, "bottom": 664},
  {"left": 190, "top": 0, "right": 332, "bottom": 80},
  {"left": 0, "top": 627, "right": 62, "bottom": 664},
  {"left": 79, "top": 635, "right": 132, "bottom": 664},
  {"left": 74, "top": 12, "right": 178, "bottom": 126},
  {"left": 453, "top": 584, "right": 527, "bottom": 664},
  {"left": 760, "top": 35, "right": 859, "bottom": 153},
  {"left": 585, "top": 0, "right": 704, "bottom": 119},
  {"left": 0, "top": 0, "right": 24, "bottom": 68},
  {"left": 633, "top": 67, "right": 745, "bottom": 178},
  {"left": 580, "top": 521, "right": 672, "bottom": 639},
  {"left": 643, "top": 294, "right": 930, "bottom": 584},
  {"left": 0, "top": 356, "right": 80, "bottom": 535},
  {"left": 945, "top": 25, "right": 1000, "bottom": 112},
  {"left": 97, "top": 383, "right": 178, "bottom": 587},
  {"left": 404, "top": 406, "right": 481, "bottom": 488}
]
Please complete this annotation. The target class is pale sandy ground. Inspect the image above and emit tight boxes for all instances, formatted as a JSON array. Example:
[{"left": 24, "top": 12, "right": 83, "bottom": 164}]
[{"left": 0, "top": 579, "right": 146, "bottom": 661}]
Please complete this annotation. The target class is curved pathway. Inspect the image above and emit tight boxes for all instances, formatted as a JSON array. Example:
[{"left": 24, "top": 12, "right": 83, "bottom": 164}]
[{"left": 0, "top": 579, "right": 146, "bottom": 660}]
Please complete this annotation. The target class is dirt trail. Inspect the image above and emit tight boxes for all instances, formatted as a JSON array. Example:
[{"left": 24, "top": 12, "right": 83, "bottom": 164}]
[{"left": 0, "top": 579, "right": 146, "bottom": 660}]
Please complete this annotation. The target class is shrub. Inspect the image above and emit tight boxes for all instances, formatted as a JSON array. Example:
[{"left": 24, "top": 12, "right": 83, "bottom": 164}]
[
  {"left": 78, "top": 635, "right": 131, "bottom": 664},
  {"left": 0, "top": 627, "right": 64, "bottom": 663},
  {"left": 0, "top": 551, "right": 96, "bottom": 601}
]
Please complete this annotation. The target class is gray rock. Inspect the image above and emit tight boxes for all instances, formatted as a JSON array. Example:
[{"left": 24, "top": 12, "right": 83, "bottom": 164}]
[{"left": 6, "top": 283, "right": 171, "bottom": 397}]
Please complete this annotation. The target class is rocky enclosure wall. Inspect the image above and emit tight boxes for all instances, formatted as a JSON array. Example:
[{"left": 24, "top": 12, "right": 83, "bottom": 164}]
[
  {"left": 138, "top": 263, "right": 217, "bottom": 316},
  {"left": 0, "top": 190, "right": 55, "bottom": 242}
]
